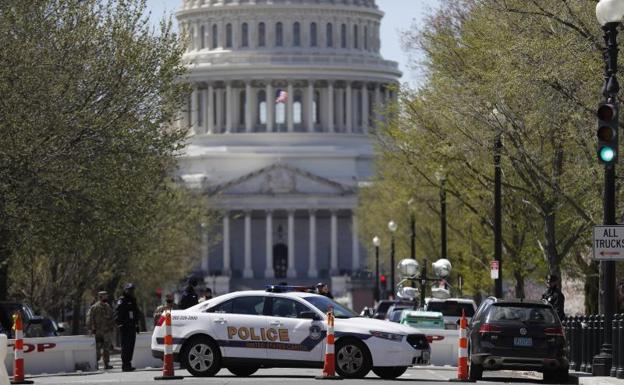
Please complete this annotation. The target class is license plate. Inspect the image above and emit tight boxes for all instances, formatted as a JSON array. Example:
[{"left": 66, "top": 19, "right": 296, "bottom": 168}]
[{"left": 514, "top": 337, "right": 532, "bottom": 347}]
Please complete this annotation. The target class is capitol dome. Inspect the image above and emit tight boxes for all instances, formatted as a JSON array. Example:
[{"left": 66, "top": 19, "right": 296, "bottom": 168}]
[{"left": 175, "top": 0, "right": 400, "bottom": 296}]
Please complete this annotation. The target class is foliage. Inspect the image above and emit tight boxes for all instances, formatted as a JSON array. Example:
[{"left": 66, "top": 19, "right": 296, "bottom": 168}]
[
  {"left": 0, "top": 0, "right": 208, "bottom": 319},
  {"left": 360, "top": 0, "right": 612, "bottom": 309}
]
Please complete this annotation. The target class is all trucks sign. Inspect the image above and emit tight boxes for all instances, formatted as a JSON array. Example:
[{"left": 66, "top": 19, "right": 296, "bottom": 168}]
[{"left": 592, "top": 225, "right": 624, "bottom": 261}]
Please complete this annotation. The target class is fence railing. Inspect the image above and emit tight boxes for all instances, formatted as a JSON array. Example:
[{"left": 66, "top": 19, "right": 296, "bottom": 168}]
[{"left": 562, "top": 314, "right": 624, "bottom": 378}]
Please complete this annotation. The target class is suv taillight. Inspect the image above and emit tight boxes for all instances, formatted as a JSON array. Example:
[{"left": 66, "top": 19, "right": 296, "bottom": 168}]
[
  {"left": 544, "top": 327, "right": 564, "bottom": 336},
  {"left": 155, "top": 316, "right": 165, "bottom": 327},
  {"left": 479, "top": 323, "right": 502, "bottom": 334}
]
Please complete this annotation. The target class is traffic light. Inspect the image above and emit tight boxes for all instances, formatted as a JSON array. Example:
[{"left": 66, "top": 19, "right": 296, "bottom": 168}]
[
  {"left": 597, "top": 102, "right": 618, "bottom": 164},
  {"left": 380, "top": 274, "right": 387, "bottom": 300}
]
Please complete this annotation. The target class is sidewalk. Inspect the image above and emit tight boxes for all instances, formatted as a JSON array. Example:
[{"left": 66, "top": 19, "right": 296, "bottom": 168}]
[{"left": 573, "top": 372, "right": 624, "bottom": 385}]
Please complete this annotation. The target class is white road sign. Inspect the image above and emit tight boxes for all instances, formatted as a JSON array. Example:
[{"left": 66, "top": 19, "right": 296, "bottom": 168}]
[{"left": 592, "top": 225, "right": 624, "bottom": 260}]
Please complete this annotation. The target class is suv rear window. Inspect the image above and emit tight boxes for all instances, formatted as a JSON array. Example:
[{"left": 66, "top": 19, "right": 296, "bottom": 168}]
[
  {"left": 426, "top": 301, "right": 475, "bottom": 317},
  {"left": 487, "top": 305, "right": 557, "bottom": 324}
]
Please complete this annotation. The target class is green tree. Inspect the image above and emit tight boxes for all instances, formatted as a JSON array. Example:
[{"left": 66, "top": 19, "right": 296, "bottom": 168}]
[{"left": 0, "top": 0, "right": 209, "bottom": 324}]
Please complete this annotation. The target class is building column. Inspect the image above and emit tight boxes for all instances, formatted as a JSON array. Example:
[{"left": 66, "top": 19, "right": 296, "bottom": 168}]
[
  {"left": 306, "top": 81, "right": 314, "bottom": 132},
  {"left": 336, "top": 88, "right": 344, "bottom": 132},
  {"left": 308, "top": 210, "right": 318, "bottom": 278},
  {"left": 345, "top": 82, "right": 352, "bottom": 133},
  {"left": 266, "top": 82, "right": 274, "bottom": 132},
  {"left": 201, "top": 223, "right": 209, "bottom": 272},
  {"left": 327, "top": 82, "right": 335, "bottom": 133},
  {"left": 216, "top": 88, "right": 224, "bottom": 133},
  {"left": 193, "top": 21, "right": 201, "bottom": 51},
  {"left": 287, "top": 210, "right": 297, "bottom": 278},
  {"left": 225, "top": 82, "right": 233, "bottom": 133},
  {"left": 330, "top": 210, "right": 338, "bottom": 275},
  {"left": 351, "top": 211, "right": 360, "bottom": 271},
  {"left": 361, "top": 84, "right": 369, "bottom": 134},
  {"left": 207, "top": 84, "right": 214, "bottom": 134},
  {"left": 265, "top": 210, "right": 274, "bottom": 278},
  {"left": 243, "top": 211, "right": 253, "bottom": 278},
  {"left": 245, "top": 82, "right": 253, "bottom": 132},
  {"left": 223, "top": 212, "right": 231, "bottom": 274},
  {"left": 191, "top": 86, "right": 199, "bottom": 134},
  {"left": 374, "top": 83, "right": 381, "bottom": 128},
  {"left": 384, "top": 86, "right": 390, "bottom": 106},
  {"left": 287, "top": 82, "right": 294, "bottom": 132}
]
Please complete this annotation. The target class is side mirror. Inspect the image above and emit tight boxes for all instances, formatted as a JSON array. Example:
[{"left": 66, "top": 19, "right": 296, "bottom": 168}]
[{"left": 299, "top": 311, "right": 322, "bottom": 321}]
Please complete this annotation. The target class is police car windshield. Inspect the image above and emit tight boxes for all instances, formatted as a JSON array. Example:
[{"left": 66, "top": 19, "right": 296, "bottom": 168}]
[{"left": 302, "top": 296, "right": 357, "bottom": 318}]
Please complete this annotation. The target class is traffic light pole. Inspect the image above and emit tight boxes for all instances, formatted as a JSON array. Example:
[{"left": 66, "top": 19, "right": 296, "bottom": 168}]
[{"left": 593, "top": 22, "right": 619, "bottom": 377}]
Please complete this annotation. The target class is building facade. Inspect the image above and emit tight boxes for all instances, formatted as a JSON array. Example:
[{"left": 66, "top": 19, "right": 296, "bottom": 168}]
[{"left": 175, "top": 0, "right": 400, "bottom": 294}]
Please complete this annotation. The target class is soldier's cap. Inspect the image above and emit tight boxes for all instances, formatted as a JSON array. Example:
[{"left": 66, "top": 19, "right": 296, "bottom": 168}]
[
  {"left": 124, "top": 282, "right": 135, "bottom": 290},
  {"left": 98, "top": 291, "right": 108, "bottom": 296}
]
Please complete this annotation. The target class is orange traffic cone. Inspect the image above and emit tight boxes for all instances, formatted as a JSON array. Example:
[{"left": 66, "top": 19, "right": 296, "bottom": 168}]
[
  {"left": 11, "top": 312, "right": 33, "bottom": 384},
  {"left": 457, "top": 310, "right": 469, "bottom": 381},
  {"left": 315, "top": 308, "right": 342, "bottom": 380},
  {"left": 154, "top": 311, "right": 183, "bottom": 381}
]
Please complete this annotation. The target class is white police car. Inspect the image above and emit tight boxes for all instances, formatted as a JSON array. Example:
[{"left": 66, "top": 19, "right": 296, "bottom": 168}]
[{"left": 152, "top": 286, "right": 430, "bottom": 379}]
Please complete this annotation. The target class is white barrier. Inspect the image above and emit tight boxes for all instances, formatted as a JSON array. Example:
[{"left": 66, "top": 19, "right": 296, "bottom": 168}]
[
  {"left": 0, "top": 334, "right": 9, "bottom": 385},
  {"left": 418, "top": 328, "right": 460, "bottom": 367},
  {"left": 133, "top": 332, "right": 162, "bottom": 369},
  {"left": 5, "top": 335, "right": 96, "bottom": 375}
]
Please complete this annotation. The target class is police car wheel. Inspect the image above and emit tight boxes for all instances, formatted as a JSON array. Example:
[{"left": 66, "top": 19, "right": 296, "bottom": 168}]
[
  {"left": 335, "top": 339, "right": 372, "bottom": 378},
  {"left": 181, "top": 336, "right": 221, "bottom": 377},
  {"left": 371, "top": 366, "right": 407, "bottom": 379},
  {"left": 227, "top": 366, "right": 259, "bottom": 377}
]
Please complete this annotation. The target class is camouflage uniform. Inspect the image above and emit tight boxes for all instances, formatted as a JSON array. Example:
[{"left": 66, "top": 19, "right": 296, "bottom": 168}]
[{"left": 86, "top": 296, "right": 115, "bottom": 368}]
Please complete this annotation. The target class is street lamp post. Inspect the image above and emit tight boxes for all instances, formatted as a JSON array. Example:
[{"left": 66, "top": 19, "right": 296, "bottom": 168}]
[
  {"left": 594, "top": 0, "right": 624, "bottom": 375},
  {"left": 435, "top": 171, "right": 447, "bottom": 260},
  {"left": 408, "top": 199, "right": 416, "bottom": 261},
  {"left": 373, "top": 236, "right": 381, "bottom": 302},
  {"left": 494, "top": 121, "right": 503, "bottom": 299},
  {"left": 388, "top": 220, "right": 398, "bottom": 296}
]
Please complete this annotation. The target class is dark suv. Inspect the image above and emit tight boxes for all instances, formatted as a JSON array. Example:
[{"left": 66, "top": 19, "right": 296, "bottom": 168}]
[{"left": 468, "top": 297, "right": 568, "bottom": 383}]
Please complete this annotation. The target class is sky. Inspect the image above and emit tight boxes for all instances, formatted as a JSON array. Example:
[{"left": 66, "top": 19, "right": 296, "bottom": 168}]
[{"left": 144, "top": 0, "right": 441, "bottom": 85}]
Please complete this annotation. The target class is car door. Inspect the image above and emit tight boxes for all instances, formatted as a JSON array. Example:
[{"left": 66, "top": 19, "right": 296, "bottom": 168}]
[
  {"left": 207, "top": 295, "right": 269, "bottom": 359},
  {"left": 265, "top": 296, "right": 325, "bottom": 363}
]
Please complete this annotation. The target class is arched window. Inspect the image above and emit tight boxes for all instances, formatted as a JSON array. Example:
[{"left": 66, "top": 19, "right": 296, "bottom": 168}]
[
  {"left": 258, "top": 22, "right": 266, "bottom": 47},
  {"left": 310, "top": 22, "right": 317, "bottom": 47},
  {"left": 293, "top": 22, "right": 301, "bottom": 47},
  {"left": 200, "top": 25, "right": 206, "bottom": 49},
  {"left": 326, "top": 23, "right": 333, "bottom": 47},
  {"left": 341, "top": 24, "right": 347, "bottom": 48},
  {"left": 189, "top": 27, "right": 195, "bottom": 49},
  {"left": 239, "top": 90, "right": 246, "bottom": 129},
  {"left": 353, "top": 25, "right": 359, "bottom": 49},
  {"left": 276, "top": 22, "right": 283, "bottom": 47},
  {"left": 364, "top": 25, "right": 368, "bottom": 50},
  {"left": 225, "top": 23, "right": 233, "bottom": 48},
  {"left": 241, "top": 23, "right": 249, "bottom": 47},
  {"left": 212, "top": 24, "right": 218, "bottom": 49}
]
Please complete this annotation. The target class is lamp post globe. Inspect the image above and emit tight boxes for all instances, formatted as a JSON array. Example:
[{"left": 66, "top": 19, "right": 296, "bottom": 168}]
[
  {"left": 597, "top": 0, "right": 624, "bottom": 26},
  {"left": 388, "top": 220, "right": 397, "bottom": 232},
  {"left": 372, "top": 236, "right": 380, "bottom": 246}
]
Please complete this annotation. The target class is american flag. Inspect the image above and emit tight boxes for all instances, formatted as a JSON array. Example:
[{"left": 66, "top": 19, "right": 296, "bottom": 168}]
[{"left": 275, "top": 89, "right": 289, "bottom": 104}]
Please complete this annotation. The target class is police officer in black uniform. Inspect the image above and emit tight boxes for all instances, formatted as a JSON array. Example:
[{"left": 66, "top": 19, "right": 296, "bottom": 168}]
[
  {"left": 179, "top": 278, "right": 199, "bottom": 310},
  {"left": 114, "top": 283, "right": 140, "bottom": 372},
  {"left": 541, "top": 274, "right": 565, "bottom": 320}
]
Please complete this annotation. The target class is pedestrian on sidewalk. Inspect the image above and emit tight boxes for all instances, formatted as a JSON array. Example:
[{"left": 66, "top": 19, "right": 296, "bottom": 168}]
[
  {"left": 86, "top": 291, "right": 114, "bottom": 370},
  {"left": 153, "top": 293, "right": 178, "bottom": 325},
  {"left": 114, "top": 283, "right": 141, "bottom": 372},
  {"left": 541, "top": 274, "right": 565, "bottom": 320},
  {"left": 179, "top": 278, "right": 199, "bottom": 309}
]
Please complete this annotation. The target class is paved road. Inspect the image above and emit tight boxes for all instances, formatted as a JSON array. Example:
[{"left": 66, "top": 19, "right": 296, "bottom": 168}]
[{"left": 25, "top": 366, "right": 566, "bottom": 385}]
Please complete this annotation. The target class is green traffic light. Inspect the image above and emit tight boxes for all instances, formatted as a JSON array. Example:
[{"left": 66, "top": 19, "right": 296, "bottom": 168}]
[{"left": 600, "top": 146, "right": 616, "bottom": 162}]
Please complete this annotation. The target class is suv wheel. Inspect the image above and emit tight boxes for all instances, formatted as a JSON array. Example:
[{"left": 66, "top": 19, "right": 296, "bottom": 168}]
[
  {"left": 335, "top": 339, "right": 372, "bottom": 378},
  {"left": 228, "top": 366, "right": 259, "bottom": 377},
  {"left": 372, "top": 366, "right": 408, "bottom": 379},
  {"left": 469, "top": 361, "right": 483, "bottom": 381},
  {"left": 180, "top": 336, "right": 221, "bottom": 377}
]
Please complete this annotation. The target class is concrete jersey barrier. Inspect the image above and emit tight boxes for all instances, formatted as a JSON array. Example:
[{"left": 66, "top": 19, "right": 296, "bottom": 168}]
[
  {"left": 0, "top": 334, "right": 9, "bottom": 385},
  {"left": 5, "top": 335, "right": 96, "bottom": 376}
]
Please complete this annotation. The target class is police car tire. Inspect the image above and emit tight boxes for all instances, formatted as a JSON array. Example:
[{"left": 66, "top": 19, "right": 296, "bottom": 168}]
[
  {"left": 371, "top": 366, "right": 407, "bottom": 379},
  {"left": 227, "top": 366, "right": 259, "bottom": 377},
  {"left": 334, "top": 338, "right": 372, "bottom": 379},
  {"left": 180, "top": 335, "right": 221, "bottom": 377}
]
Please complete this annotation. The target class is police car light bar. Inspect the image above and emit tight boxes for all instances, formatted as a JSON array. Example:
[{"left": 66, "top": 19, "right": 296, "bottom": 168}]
[{"left": 265, "top": 285, "right": 314, "bottom": 293}]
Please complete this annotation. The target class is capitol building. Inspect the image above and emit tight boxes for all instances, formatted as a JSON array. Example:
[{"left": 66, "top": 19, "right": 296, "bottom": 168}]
[{"left": 175, "top": 0, "right": 400, "bottom": 296}]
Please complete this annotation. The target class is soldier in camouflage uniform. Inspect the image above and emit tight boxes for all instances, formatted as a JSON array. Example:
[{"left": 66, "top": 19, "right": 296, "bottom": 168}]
[
  {"left": 153, "top": 293, "right": 178, "bottom": 325},
  {"left": 86, "top": 291, "right": 115, "bottom": 370}
]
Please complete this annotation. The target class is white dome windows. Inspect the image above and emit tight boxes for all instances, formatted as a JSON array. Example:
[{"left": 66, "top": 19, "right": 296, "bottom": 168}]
[
  {"left": 276, "top": 22, "right": 284, "bottom": 47},
  {"left": 225, "top": 23, "right": 233, "bottom": 48},
  {"left": 293, "top": 22, "right": 301, "bottom": 47},
  {"left": 310, "top": 22, "right": 318, "bottom": 47},
  {"left": 258, "top": 22, "right": 266, "bottom": 47},
  {"left": 326, "top": 23, "right": 333, "bottom": 47}
]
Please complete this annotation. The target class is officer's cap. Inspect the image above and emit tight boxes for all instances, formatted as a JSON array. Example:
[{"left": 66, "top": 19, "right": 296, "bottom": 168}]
[
  {"left": 124, "top": 282, "right": 135, "bottom": 290},
  {"left": 98, "top": 291, "right": 108, "bottom": 296}
]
